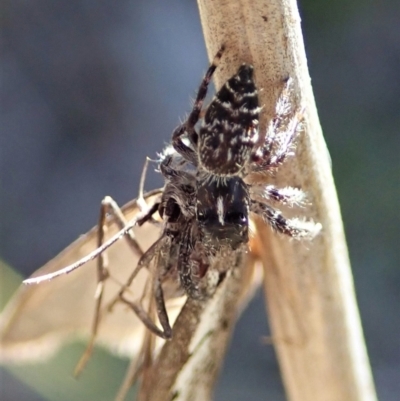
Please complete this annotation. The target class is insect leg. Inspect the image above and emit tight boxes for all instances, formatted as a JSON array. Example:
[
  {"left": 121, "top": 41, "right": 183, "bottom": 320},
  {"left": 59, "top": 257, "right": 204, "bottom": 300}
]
[
  {"left": 122, "top": 273, "right": 172, "bottom": 340},
  {"left": 119, "top": 290, "right": 172, "bottom": 340},
  {"left": 74, "top": 196, "right": 160, "bottom": 376},
  {"left": 114, "top": 315, "right": 155, "bottom": 401},
  {"left": 118, "top": 237, "right": 173, "bottom": 339},
  {"left": 102, "top": 196, "right": 146, "bottom": 255},
  {"left": 115, "top": 235, "right": 164, "bottom": 302}
]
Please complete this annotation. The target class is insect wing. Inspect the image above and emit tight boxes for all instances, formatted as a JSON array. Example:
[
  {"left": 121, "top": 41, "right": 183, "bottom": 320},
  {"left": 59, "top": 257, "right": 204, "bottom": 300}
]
[{"left": 0, "top": 190, "right": 184, "bottom": 363}]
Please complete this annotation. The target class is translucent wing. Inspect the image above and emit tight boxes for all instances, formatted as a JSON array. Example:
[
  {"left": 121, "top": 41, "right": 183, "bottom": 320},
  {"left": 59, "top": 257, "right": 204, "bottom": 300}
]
[{"left": 0, "top": 190, "right": 185, "bottom": 363}]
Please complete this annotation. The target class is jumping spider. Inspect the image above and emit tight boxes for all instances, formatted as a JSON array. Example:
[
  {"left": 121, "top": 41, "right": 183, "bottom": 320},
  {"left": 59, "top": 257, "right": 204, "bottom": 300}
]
[{"left": 168, "top": 45, "right": 320, "bottom": 261}]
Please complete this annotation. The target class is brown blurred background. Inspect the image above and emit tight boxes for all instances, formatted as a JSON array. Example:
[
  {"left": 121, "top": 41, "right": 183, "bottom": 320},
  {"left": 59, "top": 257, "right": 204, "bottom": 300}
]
[{"left": 1, "top": 1, "right": 399, "bottom": 400}]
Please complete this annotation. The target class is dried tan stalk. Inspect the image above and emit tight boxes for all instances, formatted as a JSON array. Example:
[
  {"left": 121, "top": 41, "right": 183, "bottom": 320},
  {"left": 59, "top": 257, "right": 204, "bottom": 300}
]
[
  {"left": 138, "top": 254, "right": 260, "bottom": 401},
  {"left": 197, "top": 1, "right": 377, "bottom": 401}
]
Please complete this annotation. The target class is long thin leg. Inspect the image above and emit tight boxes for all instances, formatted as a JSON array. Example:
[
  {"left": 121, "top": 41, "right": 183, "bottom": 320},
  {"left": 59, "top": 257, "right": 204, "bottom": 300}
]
[
  {"left": 23, "top": 197, "right": 160, "bottom": 285},
  {"left": 137, "top": 157, "right": 151, "bottom": 212},
  {"left": 119, "top": 274, "right": 172, "bottom": 340},
  {"left": 103, "top": 233, "right": 173, "bottom": 340},
  {"left": 118, "top": 237, "right": 173, "bottom": 339},
  {"left": 119, "top": 290, "right": 171, "bottom": 340},
  {"left": 106, "top": 233, "right": 165, "bottom": 312},
  {"left": 103, "top": 196, "right": 145, "bottom": 255},
  {"left": 74, "top": 196, "right": 160, "bottom": 376},
  {"left": 74, "top": 198, "right": 120, "bottom": 376},
  {"left": 153, "top": 274, "right": 172, "bottom": 338},
  {"left": 114, "top": 312, "right": 155, "bottom": 401},
  {"left": 115, "top": 224, "right": 175, "bottom": 398}
]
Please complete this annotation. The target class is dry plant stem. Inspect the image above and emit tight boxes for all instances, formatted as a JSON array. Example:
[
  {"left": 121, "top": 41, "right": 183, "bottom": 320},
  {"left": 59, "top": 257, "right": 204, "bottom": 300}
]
[
  {"left": 138, "top": 253, "right": 257, "bottom": 401},
  {"left": 197, "top": 1, "right": 377, "bottom": 401}
]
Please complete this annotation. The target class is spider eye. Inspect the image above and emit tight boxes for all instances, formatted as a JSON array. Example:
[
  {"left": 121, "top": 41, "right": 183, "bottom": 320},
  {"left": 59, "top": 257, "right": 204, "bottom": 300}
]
[{"left": 197, "top": 211, "right": 206, "bottom": 222}]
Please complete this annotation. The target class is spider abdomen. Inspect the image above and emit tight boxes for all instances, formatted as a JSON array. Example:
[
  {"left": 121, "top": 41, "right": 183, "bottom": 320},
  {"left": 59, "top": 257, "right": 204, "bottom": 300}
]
[{"left": 198, "top": 64, "right": 260, "bottom": 176}]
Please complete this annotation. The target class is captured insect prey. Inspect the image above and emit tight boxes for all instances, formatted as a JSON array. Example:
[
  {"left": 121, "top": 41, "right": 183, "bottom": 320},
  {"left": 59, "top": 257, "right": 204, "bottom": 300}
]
[{"left": 0, "top": 45, "right": 321, "bottom": 400}]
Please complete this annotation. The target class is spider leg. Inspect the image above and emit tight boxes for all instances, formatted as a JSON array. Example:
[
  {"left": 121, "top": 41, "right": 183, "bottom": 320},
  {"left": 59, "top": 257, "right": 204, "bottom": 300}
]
[
  {"left": 251, "top": 200, "right": 321, "bottom": 239},
  {"left": 250, "top": 184, "right": 307, "bottom": 207},
  {"left": 172, "top": 45, "right": 225, "bottom": 160},
  {"left": 251, "top": 78, "right": 303, "bottom": 172}
]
